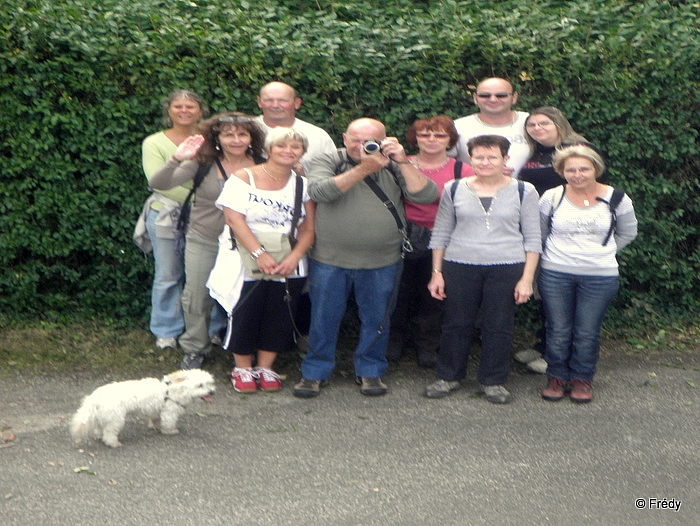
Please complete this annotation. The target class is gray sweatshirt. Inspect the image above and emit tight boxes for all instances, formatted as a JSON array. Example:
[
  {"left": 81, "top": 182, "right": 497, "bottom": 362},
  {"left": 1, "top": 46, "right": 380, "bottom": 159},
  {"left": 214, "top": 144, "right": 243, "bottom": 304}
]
[{"left": 429, "top": 178, "right": 542, "bottom": 265}]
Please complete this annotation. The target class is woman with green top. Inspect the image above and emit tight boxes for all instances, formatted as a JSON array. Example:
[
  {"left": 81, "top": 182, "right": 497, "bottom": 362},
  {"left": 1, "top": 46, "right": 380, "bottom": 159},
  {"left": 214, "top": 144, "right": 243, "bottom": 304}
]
[{"left": 137, "top": 89, "right": 222, "bottom": 351}]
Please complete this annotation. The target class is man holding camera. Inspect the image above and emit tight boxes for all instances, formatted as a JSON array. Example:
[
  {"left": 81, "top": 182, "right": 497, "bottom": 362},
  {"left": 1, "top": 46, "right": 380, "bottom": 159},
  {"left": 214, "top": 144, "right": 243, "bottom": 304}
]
[{"left": 294, "top": 118, "right": 438, "bottom": 398}]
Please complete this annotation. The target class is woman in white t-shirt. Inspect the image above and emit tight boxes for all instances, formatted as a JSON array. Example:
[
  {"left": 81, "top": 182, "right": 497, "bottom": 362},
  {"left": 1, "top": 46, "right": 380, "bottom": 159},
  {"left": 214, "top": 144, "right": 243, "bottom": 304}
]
[
  {"left": 216, "top": 128, "right": 316, "bottom": 394},
  {"left": 538, "top": 145, "right": 637, "bottom": 403}
]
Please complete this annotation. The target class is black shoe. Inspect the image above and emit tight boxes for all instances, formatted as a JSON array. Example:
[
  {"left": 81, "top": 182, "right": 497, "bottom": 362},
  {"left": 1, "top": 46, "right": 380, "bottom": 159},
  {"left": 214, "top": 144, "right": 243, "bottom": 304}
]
[{"left": 180, "top": 352, "right": 206, "bottom": 370}]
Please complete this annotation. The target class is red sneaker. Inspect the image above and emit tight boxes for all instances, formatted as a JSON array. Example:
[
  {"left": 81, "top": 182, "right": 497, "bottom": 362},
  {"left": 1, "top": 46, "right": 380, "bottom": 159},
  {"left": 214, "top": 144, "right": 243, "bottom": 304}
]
[
  {"left": 231, "top": 368, "right": 258, "bottom": 393},
  {"left": 541, "top": 377, "right": 567, "bottom": 402},
  {"left": 255, "top": 368, "right": 282, "bottom": 392},
  {"left": 569, "top": 379, "right": 593, "bottom": 403}
]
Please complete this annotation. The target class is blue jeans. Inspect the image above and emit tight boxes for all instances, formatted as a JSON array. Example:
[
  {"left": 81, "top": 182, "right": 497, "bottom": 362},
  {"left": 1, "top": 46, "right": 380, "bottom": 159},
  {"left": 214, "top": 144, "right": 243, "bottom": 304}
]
[
  {"left": 538, "top": 268, "right": 619, "bottom": 382},
  {"left": 301, "top": 259, "right": 402, "bottom": 380},
  {"left": 146, "top": 208, "right": 185, "bottom": 339},
  {"left": 437, "top": 261, "right": 523, "bottom": 386},
  {"left": 145, "top": 209, "right": 226, "bottom": 341}
]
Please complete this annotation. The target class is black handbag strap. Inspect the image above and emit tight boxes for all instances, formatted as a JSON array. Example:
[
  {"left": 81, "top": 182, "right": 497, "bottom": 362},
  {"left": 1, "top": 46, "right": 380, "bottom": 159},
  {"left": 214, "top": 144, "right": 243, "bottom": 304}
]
[{"left": 289, "top": 174, "right": 304, "bottom": 248}]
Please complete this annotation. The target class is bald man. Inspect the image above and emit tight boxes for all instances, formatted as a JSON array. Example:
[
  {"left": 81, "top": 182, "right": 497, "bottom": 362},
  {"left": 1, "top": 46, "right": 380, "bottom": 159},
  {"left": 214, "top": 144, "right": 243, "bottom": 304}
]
[
  {"left": 454, "top": 77, "right": 530, "bottom": 177},
  {"left": 255, "top": 81, "right": 336, "bottom": 174},
  {"left": 293, "top": 118, "right": 438, "bottom": 398}
]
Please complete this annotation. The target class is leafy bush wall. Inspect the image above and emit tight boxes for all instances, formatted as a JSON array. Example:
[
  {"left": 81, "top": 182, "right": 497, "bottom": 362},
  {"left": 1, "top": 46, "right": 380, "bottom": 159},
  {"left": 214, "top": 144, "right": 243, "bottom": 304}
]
[{"left": 1, "top": 0, "right": 698, "bottom": 328}]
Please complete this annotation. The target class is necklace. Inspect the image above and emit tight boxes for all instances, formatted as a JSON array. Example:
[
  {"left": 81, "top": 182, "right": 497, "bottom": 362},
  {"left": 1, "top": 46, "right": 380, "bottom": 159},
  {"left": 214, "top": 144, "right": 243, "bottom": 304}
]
[
  {"left": 262, "top": 164, "right": 284, "bottom": 182},
  {"left": 413, "top": 157, "right": 449, "bottom": 174},
  {"left": 568, "top": 187, "right": 595, "bottom": 207}
]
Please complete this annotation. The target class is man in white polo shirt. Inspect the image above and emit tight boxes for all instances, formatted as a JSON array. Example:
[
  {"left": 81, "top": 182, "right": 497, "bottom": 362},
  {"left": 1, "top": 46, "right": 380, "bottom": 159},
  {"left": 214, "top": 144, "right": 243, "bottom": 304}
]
[
  {"left": 454, "top": 77, "right": 530, "bottom": 178},
  {"left": 254, "top": 81, "right": 336, "bottom": 175}
]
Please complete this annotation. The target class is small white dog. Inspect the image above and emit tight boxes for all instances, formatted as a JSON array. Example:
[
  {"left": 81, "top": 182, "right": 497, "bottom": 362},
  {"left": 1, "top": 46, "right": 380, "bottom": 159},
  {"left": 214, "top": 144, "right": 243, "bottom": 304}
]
[{"left": 70, "top": 369, "right": 215, "bottom": 447}]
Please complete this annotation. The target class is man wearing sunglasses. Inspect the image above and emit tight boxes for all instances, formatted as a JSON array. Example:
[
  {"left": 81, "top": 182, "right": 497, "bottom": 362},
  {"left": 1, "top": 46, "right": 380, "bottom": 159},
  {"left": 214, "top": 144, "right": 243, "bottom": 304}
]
[{"left": 453, "top": 77, "right": 530, "bottom": 178}]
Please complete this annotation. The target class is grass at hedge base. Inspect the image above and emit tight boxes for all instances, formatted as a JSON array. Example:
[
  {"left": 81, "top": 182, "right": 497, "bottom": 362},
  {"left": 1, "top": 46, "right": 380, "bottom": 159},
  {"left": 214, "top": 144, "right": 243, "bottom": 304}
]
[{"left": 3, "top": 320, "right": 699, "bottom": 380}]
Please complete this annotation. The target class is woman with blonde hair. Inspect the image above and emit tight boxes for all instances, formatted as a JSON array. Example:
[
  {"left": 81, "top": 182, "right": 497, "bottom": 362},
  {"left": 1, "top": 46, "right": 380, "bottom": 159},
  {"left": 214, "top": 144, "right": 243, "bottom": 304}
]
[
  {"left": 538, "top": 144, "right": 637, "bottom": 403},
  {"left": 136, "top": 89, "right": 211, "bottom": 351},
  {"left": 217, "top": 128, "right": 316, "bottom": 393}
]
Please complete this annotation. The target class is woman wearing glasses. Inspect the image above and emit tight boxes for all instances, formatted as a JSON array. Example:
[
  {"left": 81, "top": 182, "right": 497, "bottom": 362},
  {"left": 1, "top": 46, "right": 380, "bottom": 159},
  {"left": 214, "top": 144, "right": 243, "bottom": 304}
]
[
  {"left": 424, "top": 135, "right": 541, "bottom": 404},
  {"left": 515, "top": 106, "right": 608, "bottom": 373},
  {"left": 520, "top": 106, "right": 608, "bottom": 196},
  {"left": 387, "top": 116, "right": 474, "bottom": 368},
  {"left": 539, "top": 145, "right": 637, "bottom": 402},
  {"left": 150, "top": 113, "right": 265, "bottom": 369}
]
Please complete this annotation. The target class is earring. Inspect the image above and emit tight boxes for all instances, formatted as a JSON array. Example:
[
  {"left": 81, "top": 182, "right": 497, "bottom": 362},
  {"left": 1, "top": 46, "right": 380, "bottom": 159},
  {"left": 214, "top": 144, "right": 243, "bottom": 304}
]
[{"left": 215, "top": 144, "right": 221, "bottom": 151}]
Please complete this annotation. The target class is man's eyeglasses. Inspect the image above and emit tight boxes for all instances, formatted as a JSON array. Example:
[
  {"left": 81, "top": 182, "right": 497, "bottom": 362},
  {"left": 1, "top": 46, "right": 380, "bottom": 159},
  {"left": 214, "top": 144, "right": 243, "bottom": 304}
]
[
  {"left": 476, "top": 93, "right": 512, "bottom": 99},
  {"left": 416, "top": 132, "right": 450, "bottom": 139}
]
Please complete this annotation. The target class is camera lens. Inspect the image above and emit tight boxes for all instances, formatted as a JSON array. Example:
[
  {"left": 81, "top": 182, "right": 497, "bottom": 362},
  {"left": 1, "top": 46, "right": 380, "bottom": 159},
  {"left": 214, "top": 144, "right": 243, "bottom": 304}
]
[{"left": 363, "top": 140, "right": 382, "bottom": 154}]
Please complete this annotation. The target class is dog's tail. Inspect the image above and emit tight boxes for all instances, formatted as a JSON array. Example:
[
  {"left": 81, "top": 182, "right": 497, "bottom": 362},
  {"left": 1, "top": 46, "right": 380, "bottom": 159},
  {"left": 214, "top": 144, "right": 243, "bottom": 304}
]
[{"left": 70, "top": 399, "right": 94, "bottom": 444}]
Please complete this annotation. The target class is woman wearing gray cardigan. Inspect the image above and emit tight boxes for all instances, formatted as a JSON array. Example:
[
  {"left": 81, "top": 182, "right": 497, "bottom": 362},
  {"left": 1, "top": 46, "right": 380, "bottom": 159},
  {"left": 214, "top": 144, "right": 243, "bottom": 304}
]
[{"left": 424, "top": 135, "right": 541, "bottom": 404}]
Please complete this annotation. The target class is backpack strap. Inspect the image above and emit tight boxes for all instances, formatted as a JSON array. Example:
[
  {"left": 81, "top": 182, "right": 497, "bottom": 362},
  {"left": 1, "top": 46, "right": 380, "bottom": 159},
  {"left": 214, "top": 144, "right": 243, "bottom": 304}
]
[
  {"left": 547, "top": 184, "right": 567, "bottom": 234},
  {"left": 176, "top": 162, "right": 213, "bottom": 233},
  {"left": 454, "top": 160, "right": 463, "bottom": 180},
  {"left": 596, "top": 187, "right": 625, "bottom": 246}
]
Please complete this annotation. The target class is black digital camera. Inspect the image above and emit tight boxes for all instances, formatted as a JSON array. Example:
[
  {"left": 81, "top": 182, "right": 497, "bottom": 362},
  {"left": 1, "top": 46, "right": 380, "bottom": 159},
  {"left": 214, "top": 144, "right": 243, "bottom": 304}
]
[{"left": 362, "top": 139, "right": 382, "bottom": 154}]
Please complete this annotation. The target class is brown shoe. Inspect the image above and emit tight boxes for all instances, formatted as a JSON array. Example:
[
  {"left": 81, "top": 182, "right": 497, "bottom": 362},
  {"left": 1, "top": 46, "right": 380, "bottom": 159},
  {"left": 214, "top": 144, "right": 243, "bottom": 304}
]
[
  {"left": 570, "top": 379, "right": 593, "bottom": 403},
  {"left": 541, "top": 377, "right": 567, "bottom": 402},
  {"left": 356, "top": 377, "right": 388, "bottom": 396}
]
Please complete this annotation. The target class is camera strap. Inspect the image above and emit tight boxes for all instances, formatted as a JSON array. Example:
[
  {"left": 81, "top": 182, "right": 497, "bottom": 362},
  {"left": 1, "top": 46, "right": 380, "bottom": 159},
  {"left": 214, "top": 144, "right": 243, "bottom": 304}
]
[
  {"left": 363, "top": 177, "right": 413, "bottom": 254},
  {"left": 334, "top": 149, "right": 412, "bottom": 254}
]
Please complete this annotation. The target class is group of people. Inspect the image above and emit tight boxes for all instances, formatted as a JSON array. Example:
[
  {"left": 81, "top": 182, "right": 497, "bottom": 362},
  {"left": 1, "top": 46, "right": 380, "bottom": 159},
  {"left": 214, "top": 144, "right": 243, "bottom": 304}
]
[{"left": 134, "top": 77, "right": 638, "bottom": 405}]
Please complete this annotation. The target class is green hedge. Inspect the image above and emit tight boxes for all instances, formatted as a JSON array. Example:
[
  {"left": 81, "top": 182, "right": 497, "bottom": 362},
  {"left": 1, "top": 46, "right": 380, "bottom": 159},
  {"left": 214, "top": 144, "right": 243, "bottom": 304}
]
[{"left": 1, "top": 0, "right": 698, "bottom": 329}]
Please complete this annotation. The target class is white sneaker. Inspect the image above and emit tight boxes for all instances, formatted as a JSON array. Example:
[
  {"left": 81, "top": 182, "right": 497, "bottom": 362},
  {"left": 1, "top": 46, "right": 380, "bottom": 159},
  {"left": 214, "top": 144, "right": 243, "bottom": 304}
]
[
  {"left": 514, "top": 349, "right": 541, "bottom": 364},
  {"left": 155, "top": 337, "right": 177, "bottom": 350},
  {"left": 526, "top": 357, "right": 548, "bottom": 374},
  {"left": 481, "top": 384, "right": 512, "bottom": 404}
]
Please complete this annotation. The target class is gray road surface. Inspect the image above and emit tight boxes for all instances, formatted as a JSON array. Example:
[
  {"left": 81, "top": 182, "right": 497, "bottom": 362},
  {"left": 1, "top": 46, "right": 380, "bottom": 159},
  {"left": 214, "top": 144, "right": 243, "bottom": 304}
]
[{"left": 1, "top": 350, "right": 697, "bottom": 525}]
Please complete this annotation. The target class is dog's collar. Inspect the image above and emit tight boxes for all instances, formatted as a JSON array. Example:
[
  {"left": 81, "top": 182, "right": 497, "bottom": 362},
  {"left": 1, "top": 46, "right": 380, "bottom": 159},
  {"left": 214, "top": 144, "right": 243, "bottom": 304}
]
[{"left": 164, "top": 393, "right": 186, "bottom": 409}]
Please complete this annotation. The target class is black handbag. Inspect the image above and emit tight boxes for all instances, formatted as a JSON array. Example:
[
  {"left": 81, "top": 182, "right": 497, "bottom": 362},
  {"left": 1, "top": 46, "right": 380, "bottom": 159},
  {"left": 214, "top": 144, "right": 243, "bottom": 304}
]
[
  {"left": 404, "top": 160, "right": 465, "bottom": 258},
  {"left": 405, "top": 220, "right": 432, "bottom": 256}
]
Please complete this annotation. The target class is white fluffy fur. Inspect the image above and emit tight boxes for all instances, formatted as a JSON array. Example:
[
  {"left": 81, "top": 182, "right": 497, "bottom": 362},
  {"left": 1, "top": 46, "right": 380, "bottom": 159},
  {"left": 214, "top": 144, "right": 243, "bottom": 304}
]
[{"left": 70, "top": 369, "right": 215, "bottom": 447}]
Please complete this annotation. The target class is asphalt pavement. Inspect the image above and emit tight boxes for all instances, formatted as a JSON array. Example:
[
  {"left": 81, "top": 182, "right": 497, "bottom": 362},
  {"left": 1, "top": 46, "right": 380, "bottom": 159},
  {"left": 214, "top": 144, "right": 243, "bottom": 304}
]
[{"left": 1, "top": 347, "right": 698, "bottom": 525}]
